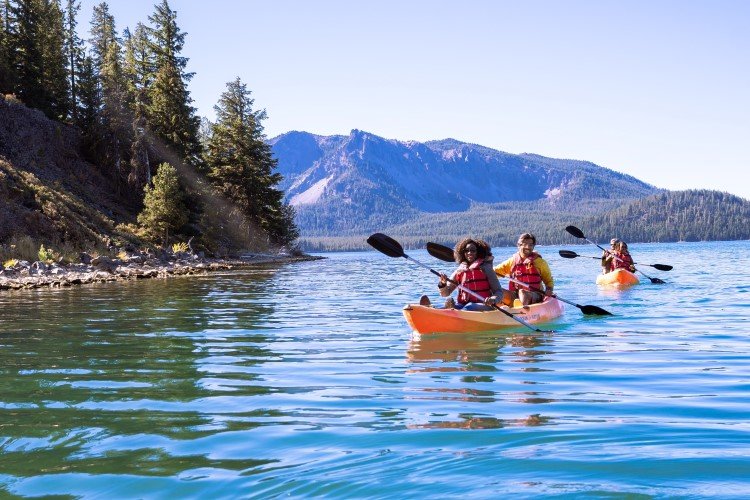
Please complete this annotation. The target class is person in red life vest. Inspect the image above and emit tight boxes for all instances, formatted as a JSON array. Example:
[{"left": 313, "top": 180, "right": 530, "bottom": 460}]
[
  {"left": 433, "top": 238, "right": 507, "bottom": 311},
  {"left": 604, "top": 240, "right": 636, "bottom": 272},
  {"left": 493, "top": 233, "right": 554, "bottom": 306},
  {"left": 601, "top": 238, "right": 620, "bottom": 274}
]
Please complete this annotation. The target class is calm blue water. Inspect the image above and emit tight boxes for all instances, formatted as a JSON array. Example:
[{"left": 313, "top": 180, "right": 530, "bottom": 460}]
[{"left": 1, "top": 241, "right": 749, "bottom": 498}]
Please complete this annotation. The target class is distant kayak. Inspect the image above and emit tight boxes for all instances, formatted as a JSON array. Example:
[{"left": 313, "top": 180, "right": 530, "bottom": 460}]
[
  {"left": 596, "top": 268, "right": 639, "bottom": 287},
  {"left": 402, "top": 297, "right": 564, "bottom": 334}
]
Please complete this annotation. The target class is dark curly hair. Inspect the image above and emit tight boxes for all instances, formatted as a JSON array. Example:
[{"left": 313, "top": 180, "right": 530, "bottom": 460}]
[{"left": 453, "top": 237, "right": 491, "bottom": 264}]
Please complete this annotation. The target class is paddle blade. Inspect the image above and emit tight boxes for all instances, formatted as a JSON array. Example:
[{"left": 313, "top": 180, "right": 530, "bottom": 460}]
[
  {"left": 580, "top": 304, "right": 613, "bottom": 316},
  {"left": 652, "top": 264, "right": 673, "bottom": 271},
  {"left": 650, "top": 277, "right": 667, "bottom": 284},
  {"left": 565, "top": 225, "right": 585, "bottom": 239},
  {"left": 426, "top": 242, "right": 455, "bottom": 262},
  {"left": 558, "top": 250, "right": 579, "bottom": 259},
  {"left": 367, "top": 233, "right": 405, "bottom": 258}
]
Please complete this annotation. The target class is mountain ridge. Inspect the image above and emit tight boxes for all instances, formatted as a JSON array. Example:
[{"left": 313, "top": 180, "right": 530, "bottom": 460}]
[{"left": 269, "top": 130, "right": 750, "bottom": 250}]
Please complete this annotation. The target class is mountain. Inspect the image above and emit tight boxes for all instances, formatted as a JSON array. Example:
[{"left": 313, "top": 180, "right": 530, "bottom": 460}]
[
  {"left": 270, "top": 130, "right": 659, "bottom": 237},
  {"left": 270, "top": 130, "right": 750, "bottom": 250}
]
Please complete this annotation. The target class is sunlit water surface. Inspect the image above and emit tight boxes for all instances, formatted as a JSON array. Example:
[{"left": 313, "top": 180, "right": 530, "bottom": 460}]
[{"left": 1, "top": 241, "right": 749, "bottom": 498}]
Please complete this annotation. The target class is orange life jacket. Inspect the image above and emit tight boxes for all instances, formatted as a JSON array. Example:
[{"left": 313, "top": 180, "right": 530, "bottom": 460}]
[
  {"left": 455, "top": 259, "right": 492, "bottom": 305},
  {"left": 611, "top": 251, "right": 634, "bottom": 271},
  {"left": 509, "top": 253, "right": 543, "bottom": 292}
]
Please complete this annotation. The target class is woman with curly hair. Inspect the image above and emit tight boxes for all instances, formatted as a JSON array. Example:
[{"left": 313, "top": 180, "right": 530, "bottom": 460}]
[{"left": 429, "top": 237, "right": 509, "bottom": 310}]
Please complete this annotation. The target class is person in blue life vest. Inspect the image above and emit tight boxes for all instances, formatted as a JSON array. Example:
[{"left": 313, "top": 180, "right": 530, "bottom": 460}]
[
  {"left": 601, "top": 238, "right": 620, "bottom": 273},
  {"left": 603, "top": 240, "right": 636, "bottom": 273},
  {"left": 493, "top": 233, "right": 555, "bottom": 306},
  {"left": 426, "top": 238, "right": 507, "bottom": 310}
]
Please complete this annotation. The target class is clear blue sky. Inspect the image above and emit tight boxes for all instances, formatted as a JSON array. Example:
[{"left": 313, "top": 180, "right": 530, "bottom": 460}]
[{"left": 78, "top": 1, "right": 750, "bottom": 200}]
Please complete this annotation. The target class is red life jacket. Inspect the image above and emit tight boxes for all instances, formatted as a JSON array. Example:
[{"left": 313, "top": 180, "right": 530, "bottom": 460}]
[
  {"left": 509, "top": 253, "right": 543, "bottom": 292},
  {"left": 611, "top": 251, "right": 634, "bottom": 270},
  {"left": 455, "top": 259, "right": 492, "bottom": 305}
]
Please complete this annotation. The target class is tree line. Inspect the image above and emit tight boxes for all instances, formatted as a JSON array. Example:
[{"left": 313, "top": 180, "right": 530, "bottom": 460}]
[
  {"left": 299, "top": 190, "right": 750, "bottom": 252},
  {"left": 0, "top": 0, "right": 298, "bottom": 253}
]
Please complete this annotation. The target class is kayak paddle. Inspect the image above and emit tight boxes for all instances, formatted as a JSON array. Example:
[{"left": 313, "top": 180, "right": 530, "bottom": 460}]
[
  {"left": 564, "top": 226, "right": 666, "bottom": 284},
  {"left": 425, "top": 242, "right": 613, "bottom": 316},
  {"left": 558, "top": 250, "right": 673, "bottom": 271},
  {"left": 367, "top": 233, "right": 552, "bottom": 332}
]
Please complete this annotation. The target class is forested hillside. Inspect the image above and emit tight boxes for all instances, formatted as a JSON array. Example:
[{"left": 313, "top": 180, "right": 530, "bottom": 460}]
[
  {"left": 0, "top": 0, "right": 298, "bottom": 261},
  {"left": 298, "top": 190, "right": 750, "bottom": 252}
]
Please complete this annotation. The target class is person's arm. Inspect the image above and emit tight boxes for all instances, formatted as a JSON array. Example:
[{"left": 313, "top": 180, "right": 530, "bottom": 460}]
[
  {"left": 493, "top": 257, "right": 513, "bottom": 278},
  {"left": 439, "top": 269, "right": 459, "bottom": 297},
  {"left": 481, "top": 259, "right": 503, "bottom": 304},
  {"left": 536, "top": 257, "right": 554, "bottom": 295}
]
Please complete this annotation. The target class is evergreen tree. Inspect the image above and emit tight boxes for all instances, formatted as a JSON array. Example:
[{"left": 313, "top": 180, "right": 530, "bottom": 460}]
[
  {"left": 5, "top": 0, "right": 68, "bottom": 119},
  {"left": 63, "top": 0, "right": 84, "bottom": 121},
  {"left": 0, "top": 0, "right": 16, "bottom": 93},
  {"left": 123, "top": 23, "right": 154, "bottom": 191},
  {"left": 205, "top": 77, "right": 299, "bottom": 248},
  {"left": 137, "top": 162, "right": 187, "bottom": 245},
  {"left": 39, "top": 0, "right": 69, "bottom": 120},
  {"left": 145, "top": 0, "right": 201, "bottom": 167},
  {"left": 8, "top": 0, "right": 46, "bottom": 111},
  {"left": 75, "top": 52, "right": 100, "bottom": 151},
  {"left": 89, "top": 1, "right": 129, "bottom": 186}
]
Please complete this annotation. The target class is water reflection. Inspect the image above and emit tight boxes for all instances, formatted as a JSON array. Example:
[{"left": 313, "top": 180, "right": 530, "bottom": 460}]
[
  {"left": 0, "top": 268, "right": 285, "bottom": 478},
  {"left": 405, "top": 331, "right": 558, "bottom": 429},
  {"left": 409, "top": 413, "right": 551, "bottom": 430}
]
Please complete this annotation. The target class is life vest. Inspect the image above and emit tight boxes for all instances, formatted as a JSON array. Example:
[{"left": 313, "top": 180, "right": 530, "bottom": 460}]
[
  {"left": 509, "top": 253, "right": 543, "bottom": 292},
  {"left": 455, "top": 259, "right": 492, "bottom": 305},
  {"left": 611, "top": 251, "right": 634, "bottom": 271}
]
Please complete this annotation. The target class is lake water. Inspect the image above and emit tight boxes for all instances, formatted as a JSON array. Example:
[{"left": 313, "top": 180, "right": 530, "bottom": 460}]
[{"left": 1, "top": 240, "right": 749, "bottom": 498}]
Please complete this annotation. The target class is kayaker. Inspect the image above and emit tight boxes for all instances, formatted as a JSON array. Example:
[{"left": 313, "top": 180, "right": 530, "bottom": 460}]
[
  {"left": 601, "top": 238, "right": 620, "bottom": 274},
  {"left": 431, "top": 238, "right": 506, "bottom": 311},
  {"left": 493, "top": 233, "right": 554, "bottom": 306},
  {"left": 606, "top": 240, "right": 636, "bottom": 272}
]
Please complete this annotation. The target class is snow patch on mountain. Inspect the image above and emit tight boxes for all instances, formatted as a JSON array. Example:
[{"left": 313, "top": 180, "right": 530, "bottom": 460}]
[{"left": 289, "top": 174, "right": 333, "bottom": 206}]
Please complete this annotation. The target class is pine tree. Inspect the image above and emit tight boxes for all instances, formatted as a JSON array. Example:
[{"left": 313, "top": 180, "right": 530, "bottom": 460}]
[
  {"left": 5, "top": 0, "right": 69, "bottom": 119},
  {"left": 137, "top": 162, "right": 187, "bottom": 245},
  {"left": 39, "top": 0, "right": 70, "bottom": 120},
  {"left": 0, "top": 0, "right": 16, "bottom": 93},
  {"left": 89, "top": 1, "right": 129, "bottom": 186},
  {"left": 145, "top": 0, "right": 201, "bottom": 167},
  {"left": 123, "top": 23, "right": 154, "bottom": 191},
  {"left": 205, "top": 77, "right": 299, "bottom": 248},
  {"left": 63, "top": 0, "right": 84, "bottom": 121},
  {"left": 8, "top": 0, "right": 46, "bottom": 111}
]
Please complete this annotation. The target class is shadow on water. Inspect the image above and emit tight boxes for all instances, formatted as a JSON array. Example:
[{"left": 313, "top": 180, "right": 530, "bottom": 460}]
[{"left": 0, "top": 268, "right": 285, "bottom": 477}]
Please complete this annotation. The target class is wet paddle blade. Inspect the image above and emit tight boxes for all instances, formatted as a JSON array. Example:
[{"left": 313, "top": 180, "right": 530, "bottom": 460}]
[
  {"left": 580, "top": 304, "right": 613, "bottom": 316},
  {"left": 650, "top": 277, "right": 667, "bottom": 284},
  {"left": 652, "top": 264, "right": 673, "bottom": 271},
  {"left": 565, "top": 225, "right": 585, "bottom": 239},
  {"left": 367, "top": 233, "right": 405, "bottom": 258},
  {"left": 558, "top": 250, "right": 580, "bottom": 259},
  {"left": 426, "top": 242, "right": 455, "bottom": 262}
]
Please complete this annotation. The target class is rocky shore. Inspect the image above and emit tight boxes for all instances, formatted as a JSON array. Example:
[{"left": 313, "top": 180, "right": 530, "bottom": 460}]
[{"left": 0, "top": 251, "right": 323, "bottom": 291}]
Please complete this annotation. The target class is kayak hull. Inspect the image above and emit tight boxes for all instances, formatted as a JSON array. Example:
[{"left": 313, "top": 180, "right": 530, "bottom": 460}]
[
  {"left": 596, "top": 268, "right": 639, "bottom": 287},
  {"left": 402, "top": 297, "right": 564, "bottom": 334}
]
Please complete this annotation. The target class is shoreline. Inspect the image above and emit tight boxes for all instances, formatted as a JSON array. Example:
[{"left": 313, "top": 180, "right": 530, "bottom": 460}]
[{"left": 0, "top": 253, "right": 324, "bottom": 292}]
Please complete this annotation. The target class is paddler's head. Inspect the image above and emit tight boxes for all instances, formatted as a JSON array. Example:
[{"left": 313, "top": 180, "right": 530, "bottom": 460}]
[{"left": 516, "top": 233, "right": 536, "bottom": 258}]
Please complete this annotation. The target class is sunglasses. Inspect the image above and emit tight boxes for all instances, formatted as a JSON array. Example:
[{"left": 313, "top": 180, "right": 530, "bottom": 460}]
[{"left": 465, "top": 247, "right": 477, "bottom": 253}]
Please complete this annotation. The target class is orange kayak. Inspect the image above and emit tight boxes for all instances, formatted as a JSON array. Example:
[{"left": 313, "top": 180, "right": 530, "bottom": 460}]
[
  {"left": 596, "top": 268, "right": 639, "bottom": 287},
  {"left": 402, "top": 297, "right": 564, "bottom": 334}
]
